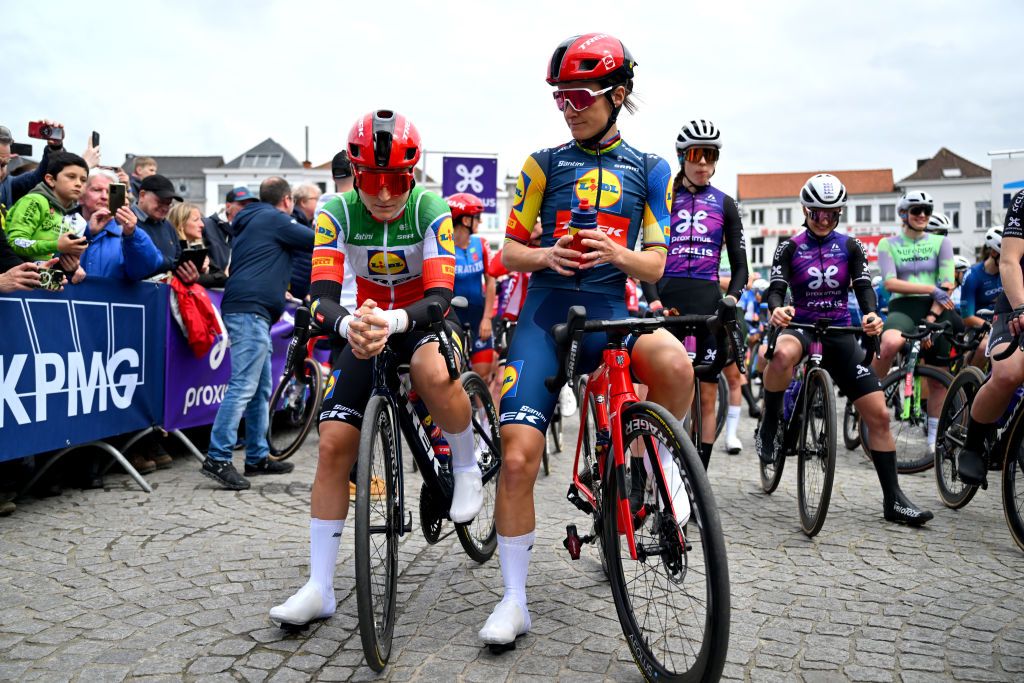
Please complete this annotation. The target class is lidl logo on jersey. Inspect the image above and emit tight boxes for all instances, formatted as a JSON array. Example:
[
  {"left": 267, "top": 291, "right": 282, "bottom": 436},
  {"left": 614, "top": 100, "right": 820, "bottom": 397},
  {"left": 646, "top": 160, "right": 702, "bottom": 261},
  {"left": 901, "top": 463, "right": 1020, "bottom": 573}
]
[
  {"left": 437, "top": 219, "right": 456, "bottom": 256},
  {"left": 574, "top": 169, "right": 623, "bottom": 211},
  {"left": 368, "top": 249, "right": 410, "bottom": 276},
  {"left": 0, "top": 296, "right": 146, "bottom": 429},
  {"left": 502, "top": 360, "right": 524, "bottom": 399},
  {"left": 315, "top": 213, "right": 338, "bottom": 246}
]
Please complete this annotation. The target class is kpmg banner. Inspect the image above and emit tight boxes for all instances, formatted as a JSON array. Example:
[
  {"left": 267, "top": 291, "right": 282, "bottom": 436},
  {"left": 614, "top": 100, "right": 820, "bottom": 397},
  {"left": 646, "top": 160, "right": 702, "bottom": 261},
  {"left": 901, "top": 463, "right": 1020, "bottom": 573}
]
[
  {"left": 163, "top": 291, "right": 291, "bottom": 431},
  {"left": 0, "top": 279, "right": 167, "bottom": 462},
  {"left": 442, "top": 156, "right": 498, "bottom": 214}
]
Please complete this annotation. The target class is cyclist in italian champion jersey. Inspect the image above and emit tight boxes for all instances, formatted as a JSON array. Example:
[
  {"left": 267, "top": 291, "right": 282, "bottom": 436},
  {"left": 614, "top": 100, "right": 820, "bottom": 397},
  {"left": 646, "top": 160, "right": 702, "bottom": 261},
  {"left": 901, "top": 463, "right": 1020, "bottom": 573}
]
[
  {"left": 269, "top": 110, "right": 483, "bottom": 629},
  {"left": 478, "top": 33, "right": 693, "bottom": 648},
  {"left": 642, "top": 119, "right": 751, "bottom": 462},
  {"left": 956, "top": 191, "right": 1024, "bottom": 486},
  {"left": 757, "top": 174, "right": 933, "bottom": 525},
  {"left": 447, "top": 192, "right": 497, "bottom": 380},
  {"left": 871, "top": 190, "right": 961, "bottom": 456}
]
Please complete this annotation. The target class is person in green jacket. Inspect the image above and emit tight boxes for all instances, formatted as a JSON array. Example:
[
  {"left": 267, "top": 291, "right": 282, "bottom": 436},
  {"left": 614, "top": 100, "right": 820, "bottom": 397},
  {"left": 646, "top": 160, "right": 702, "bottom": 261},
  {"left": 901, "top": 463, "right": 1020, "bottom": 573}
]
[{"left": 6, "top": 152, "right": 89, "bottom": 280}]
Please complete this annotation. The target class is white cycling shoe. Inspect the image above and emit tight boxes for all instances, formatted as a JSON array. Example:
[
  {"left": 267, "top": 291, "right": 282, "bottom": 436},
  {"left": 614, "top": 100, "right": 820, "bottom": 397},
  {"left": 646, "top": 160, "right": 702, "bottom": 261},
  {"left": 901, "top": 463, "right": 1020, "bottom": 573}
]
[
  {"left": 269, "top": 582, "right": 334, "bottom": 628},
  {"left": 479, "top": 599, "right": 531, "bottom": 646},
  {"left": 449, "top": 469, "right": 483, "bottom": 523},
  {"left": 724, "top": 434, "right": 743, "bottom": 455}
]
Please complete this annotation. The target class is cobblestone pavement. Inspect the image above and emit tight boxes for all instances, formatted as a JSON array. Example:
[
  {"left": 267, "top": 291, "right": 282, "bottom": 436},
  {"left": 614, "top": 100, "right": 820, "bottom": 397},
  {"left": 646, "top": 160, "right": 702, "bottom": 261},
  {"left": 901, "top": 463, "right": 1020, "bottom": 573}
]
[{"left": 2, "top": 407, "right": 1023, "bottom": 682}]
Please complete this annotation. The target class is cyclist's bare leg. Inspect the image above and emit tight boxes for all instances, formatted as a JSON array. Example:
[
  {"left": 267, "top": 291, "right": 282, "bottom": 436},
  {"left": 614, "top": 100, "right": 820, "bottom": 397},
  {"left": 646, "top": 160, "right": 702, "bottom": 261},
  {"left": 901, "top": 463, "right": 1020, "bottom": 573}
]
[
  {"left": 725, "top": 363, "right": 743, "bottom": 406},
  {"left": 969, "top": 333, "right": 990, "bottom": 368},
  {"left": 856, "top": 392, "right": 896, "bottom": 452},
  {"left": 763, "top": 335, "right": 802, "bottom": 392},
  {"left": 311, "top": 422, "right": 360, "bottom": 520},
  {"left": 871, "top": 329, "right": 903, "bottom": 378},
  {"left": 631, "top": 328, "right": 692, "bottom": 420},
  {"left": 971, "top": 343, "right": 1024, "bottom": 422}
]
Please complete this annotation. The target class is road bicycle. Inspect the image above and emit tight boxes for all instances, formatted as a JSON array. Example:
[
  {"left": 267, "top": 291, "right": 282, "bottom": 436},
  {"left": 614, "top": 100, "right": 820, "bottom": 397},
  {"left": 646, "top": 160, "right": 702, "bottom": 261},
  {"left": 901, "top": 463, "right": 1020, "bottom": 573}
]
[
  {"left": 935, "top": 329, "right": 1024, "bottom": 552},
  {"left": 342, "top": 305, "right": 502, "bottom": 671},
  {"left": 267, "top": 307, "right": 326, "bottom": 461},
  {"left": 556, "top": 305, "right": 732, "bottom": 682},
  {"left": 857, "top": 320, "right": 954, "bottom": 473},
  {"left": 759, "top": 321, "right": 878, "bottom": 537}
]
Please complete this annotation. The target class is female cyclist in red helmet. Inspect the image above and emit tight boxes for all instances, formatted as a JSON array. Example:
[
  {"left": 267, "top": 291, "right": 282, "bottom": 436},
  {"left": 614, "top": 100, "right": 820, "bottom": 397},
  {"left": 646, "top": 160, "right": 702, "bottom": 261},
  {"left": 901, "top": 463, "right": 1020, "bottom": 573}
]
[
  {"left": 479, "top": 33, "right": 695, "bottom": 647},
  {"left": 269, "top": 110, "right": 484, "bottom": 629},
  {"left": 447, "top": 192, "right": 498, "bottom": 382}
]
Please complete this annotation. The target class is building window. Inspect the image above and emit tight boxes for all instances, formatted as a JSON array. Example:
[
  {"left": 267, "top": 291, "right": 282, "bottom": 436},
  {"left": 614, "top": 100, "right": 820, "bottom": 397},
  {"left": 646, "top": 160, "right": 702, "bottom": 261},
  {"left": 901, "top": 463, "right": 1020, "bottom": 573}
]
[
  {"left": 240, "top": 153, "right": 283, "bottom": 168},
  {"left": 855, "top": 205, "right": 872, "bottom": 223},
  {"left": 750, "top": 237, "right": 765, "bottom": 267},
  {"left": 880, "top": 204, "right": 895, "bottom": 222},
  {"left": 944, "top": 202, "right": 961, "bottom": 230},
  {"left": 316, "top": 182, "right": 327, "bottom": 194},
  {"left": 839, "top": 208, "right": 848, "bottom": 223},
  {"left": 976, "top": 201, "right": 991, "bottom": 229},
  {"left": 749, "top": 209, "right": 764, "bottom": 226},
  {"left": 777, "top": 208, "right": 791, "bottom": 224},
  {"left": 217, "top": 184, "right": 233, "bottom": 203}
]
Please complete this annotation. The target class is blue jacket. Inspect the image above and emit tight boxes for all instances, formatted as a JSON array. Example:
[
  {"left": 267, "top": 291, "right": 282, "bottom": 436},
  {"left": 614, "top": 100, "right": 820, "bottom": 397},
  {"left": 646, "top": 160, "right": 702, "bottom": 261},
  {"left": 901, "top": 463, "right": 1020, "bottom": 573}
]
[
  {"left": 289, "top": 207, "right": 314, "bottom": 299},
  {"left": 132, "top": 205, "right": 181, "bottom": 274},
  {"left": 78, "top": 216, "right": 165, "bottom": 281},
  {"left": 221, "top": 202, "right": 314, "bottom": 322}
]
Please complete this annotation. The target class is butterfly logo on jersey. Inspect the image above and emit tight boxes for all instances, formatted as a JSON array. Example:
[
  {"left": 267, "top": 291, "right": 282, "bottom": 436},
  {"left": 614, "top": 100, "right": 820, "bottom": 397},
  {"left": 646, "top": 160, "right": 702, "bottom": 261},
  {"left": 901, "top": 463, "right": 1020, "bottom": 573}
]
[
  {"left": 808, "top": 265, "right": 840, "bottom": 290},
  {"left": 673, "top": 209, "right": 709, "bottom": 235}
]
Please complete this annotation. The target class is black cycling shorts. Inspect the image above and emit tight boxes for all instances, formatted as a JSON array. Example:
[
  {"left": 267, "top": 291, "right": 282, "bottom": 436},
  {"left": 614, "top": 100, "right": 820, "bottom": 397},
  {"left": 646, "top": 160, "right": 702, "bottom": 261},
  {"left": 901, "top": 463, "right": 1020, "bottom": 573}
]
[
  {"left": 779, "top": 328, "right": 881, "bottom": 402},
  {"left": 320, "top": 323, "right": 463, "bottom": 430},
  {"left": 658, "top": 278, "right": 726, "bottom": 383},
  {"left": 988, "top": 308, "right": 1015, "bottom": 355}
]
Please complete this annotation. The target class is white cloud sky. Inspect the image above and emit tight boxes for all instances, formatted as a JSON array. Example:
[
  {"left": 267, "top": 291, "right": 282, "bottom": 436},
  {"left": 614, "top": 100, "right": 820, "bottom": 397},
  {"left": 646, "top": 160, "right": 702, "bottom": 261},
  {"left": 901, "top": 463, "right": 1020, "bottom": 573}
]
[{"left": 3, "top": 0, "right": 1021, "bottom": 195}]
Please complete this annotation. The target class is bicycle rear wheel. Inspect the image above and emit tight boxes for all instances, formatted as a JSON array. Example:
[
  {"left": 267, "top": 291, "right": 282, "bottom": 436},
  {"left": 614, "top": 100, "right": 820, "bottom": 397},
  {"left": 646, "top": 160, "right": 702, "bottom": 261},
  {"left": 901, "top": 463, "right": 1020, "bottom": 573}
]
[
  {"left": 354, "top": 395, "right": 399, "bottom": 672},
  {"left": 455, "top": 372, "right": 501, "bottom": 563},
  {"left": 843, "top": 398, "right": 862, "bottom": 451},
  {"left": 715, "top": 375, "right": 728, "bottom": 439},
  {"left": 267, "top": 358, "right": 323, "bottom": 461},
  {"left": 797, "top": 369, "right": 837, "bottom": 537},
  {"left": 1002, "top": 426, "right": 1024, "bottom": 552},
  {"left": 935, "top": 366, "right": 982, "bottom": 509},
  {"left": 862, "top": 365, "right": 951, "bottom": 473},
  {"left": 602, "top": 402, "right": 730, "bottom": 682},
  {"left": 551, "top": 403, "right": 564, "bottom": 453}
]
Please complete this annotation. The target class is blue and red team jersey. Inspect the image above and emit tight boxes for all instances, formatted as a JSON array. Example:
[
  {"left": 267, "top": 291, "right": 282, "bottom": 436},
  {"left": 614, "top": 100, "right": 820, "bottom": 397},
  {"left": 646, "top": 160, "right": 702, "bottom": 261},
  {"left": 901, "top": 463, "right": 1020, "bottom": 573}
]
[
  {"left": 454, "top": 234, "right": 491, "bottom": 307},
  {"left": 663, "top": 185, "right": 747, "bottom": 299},
  {"left": 766, "top": 228, "right": 876, "bottom": 325},
  {"left": 505, "top": 134, "right": 672, "bottom": 297}
]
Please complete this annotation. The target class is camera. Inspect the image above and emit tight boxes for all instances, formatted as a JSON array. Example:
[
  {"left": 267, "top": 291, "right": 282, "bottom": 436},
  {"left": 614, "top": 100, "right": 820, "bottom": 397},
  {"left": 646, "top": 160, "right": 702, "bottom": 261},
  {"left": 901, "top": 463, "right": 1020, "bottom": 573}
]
[
  {"left": 36, "top": 267, "right": 66, "bottom": 292},
  {"left": 27, "top": 121, "right": 64, "bottom": 142}
]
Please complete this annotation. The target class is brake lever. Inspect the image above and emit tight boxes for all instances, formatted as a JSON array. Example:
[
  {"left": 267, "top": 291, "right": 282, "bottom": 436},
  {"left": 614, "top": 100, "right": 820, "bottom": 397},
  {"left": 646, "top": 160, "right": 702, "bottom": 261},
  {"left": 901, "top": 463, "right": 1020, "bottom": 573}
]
[{"left": 428, "top": 303, "right": 460, "bottom": 380}]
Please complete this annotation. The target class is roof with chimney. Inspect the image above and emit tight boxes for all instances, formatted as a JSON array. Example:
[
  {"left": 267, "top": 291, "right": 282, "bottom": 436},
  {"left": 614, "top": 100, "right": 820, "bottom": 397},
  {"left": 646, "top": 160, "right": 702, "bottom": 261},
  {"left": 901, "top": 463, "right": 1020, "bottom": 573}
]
[{"left": 898, "top": 147, "right": 990, "bottom": 183}]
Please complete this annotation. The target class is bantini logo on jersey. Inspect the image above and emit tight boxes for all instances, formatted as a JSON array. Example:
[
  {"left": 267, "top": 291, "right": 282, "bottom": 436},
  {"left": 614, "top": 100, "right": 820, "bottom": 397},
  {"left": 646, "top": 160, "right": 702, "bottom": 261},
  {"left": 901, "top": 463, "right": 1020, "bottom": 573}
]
[
  {"left": 574, "top": 169, "right": 623, "bottom": 210},
  {"left": 367, "top": 249, "right": 409, "bottom": 275}
]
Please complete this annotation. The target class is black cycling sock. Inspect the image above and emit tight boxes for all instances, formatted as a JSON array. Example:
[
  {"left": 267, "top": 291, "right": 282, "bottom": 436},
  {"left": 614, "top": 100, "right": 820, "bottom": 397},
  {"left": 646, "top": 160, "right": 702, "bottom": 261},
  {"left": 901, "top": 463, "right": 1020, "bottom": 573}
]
[
  {"left": 762, "top": 390, "right": 784, "bottom": 427},
  {"left": 964, "top": 417, "right": 995, "bottom": 452},
  {"left": 741, "top": 383, "right": 757, "bottom": 408},
  {"left": 870, "top": 450, "right": 899, "bottom": 500},
  {"left": 699, "top": 442, "right": 713, "bottom": 469}
]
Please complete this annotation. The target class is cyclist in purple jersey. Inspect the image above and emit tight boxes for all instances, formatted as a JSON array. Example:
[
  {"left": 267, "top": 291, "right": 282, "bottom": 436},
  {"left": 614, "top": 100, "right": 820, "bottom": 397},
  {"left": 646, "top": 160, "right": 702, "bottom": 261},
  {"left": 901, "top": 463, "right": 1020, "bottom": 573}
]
[
  {"left": 757, "top": 174, "right": 932, "bottom": 525},
  {"left": 956, "top": 190, "right": 1024, "bottom": 486},
  {"left": 643, "top": 119, "right": 749, "bottom": 464}
]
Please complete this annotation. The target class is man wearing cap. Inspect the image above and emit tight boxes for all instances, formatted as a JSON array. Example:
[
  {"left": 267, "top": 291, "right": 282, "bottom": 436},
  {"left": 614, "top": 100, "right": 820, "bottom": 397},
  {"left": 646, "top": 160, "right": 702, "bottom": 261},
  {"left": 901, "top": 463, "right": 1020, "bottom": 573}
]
[
  {"left": 203, "top": 186, "right": 258, "bottom": 280},
  {"left": 133, "top": 174, "right": 198, "bottom": 281}
]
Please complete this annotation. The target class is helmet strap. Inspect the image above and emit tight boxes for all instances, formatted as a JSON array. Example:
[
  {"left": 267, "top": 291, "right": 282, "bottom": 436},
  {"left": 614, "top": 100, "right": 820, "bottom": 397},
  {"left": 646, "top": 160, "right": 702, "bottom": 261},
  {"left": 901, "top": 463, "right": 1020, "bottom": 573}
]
[{"left": 580, "top": 101, "right": 621, "bottom": 150}]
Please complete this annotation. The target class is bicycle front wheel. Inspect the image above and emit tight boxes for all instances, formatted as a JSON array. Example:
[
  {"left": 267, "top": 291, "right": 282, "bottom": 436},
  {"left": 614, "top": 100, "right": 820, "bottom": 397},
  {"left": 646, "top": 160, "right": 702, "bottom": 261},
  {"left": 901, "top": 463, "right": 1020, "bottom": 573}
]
[
  {"left": 602, "top": 401, "right": 730, "bottom": 682},
  {"left": 935, "top": 366, "right": 983, "bottom": 509},
  {"left": 354, "top": 395, "right": 399, "bottom": 672},
  {"left": 862, "top": 365, "right": 951, "bottom": 473},
  {"left": 455, "top": 372, "right": 501, "bottom": 563},
  {"left": 267, "top": 358, "right": 323, "bottom": 461},
  {"left": 798, "top": 369, "right": 837, "bottom": 537}
]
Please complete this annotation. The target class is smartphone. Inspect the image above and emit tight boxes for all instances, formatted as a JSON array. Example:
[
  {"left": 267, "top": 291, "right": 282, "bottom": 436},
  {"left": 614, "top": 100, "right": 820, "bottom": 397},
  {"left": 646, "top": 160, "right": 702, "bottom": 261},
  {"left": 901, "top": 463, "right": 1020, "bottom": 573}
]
[
  {"left": 91, "top": 131, "right": 100, "bottom": 147},
  {"left": 108, "top": 183, "right": 127, "bottom": 213},
  {"left": 27, "top": 121, "right": 64, "bottom": 142},
  {"left": 177, "top": 247, "right": 208, "bottom": 272},
  {"left": 10, "top": 142, "right": 32, "bottom": 156}
]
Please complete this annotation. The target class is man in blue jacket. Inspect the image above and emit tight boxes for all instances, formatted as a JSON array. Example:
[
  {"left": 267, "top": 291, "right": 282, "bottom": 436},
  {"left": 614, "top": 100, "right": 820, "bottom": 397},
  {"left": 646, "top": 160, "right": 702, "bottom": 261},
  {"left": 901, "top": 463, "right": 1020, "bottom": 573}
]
[
  {"left": 203, "top": 176, "right": 315, "bottom": 490},
  {"left": 75, "top": 170, "right": 164, "bottom": 280}
]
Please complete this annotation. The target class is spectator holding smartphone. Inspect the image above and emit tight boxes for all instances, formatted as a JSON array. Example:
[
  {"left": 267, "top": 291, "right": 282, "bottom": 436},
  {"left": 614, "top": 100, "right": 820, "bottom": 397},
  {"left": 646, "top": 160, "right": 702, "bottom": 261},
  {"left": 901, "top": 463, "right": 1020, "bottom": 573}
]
[
  {"left": 73, "top": 169, "right": 163, "bottom": 280},
  {"left": 0, "top": 121, "right": 67, "bottom": 225},
  {"left": 132, "top": 174, "right": 199, "bottom": 282},
  {"left": 5, "top": 151, "right": 89, "bottom": 283},
  {"left": 170, "top": 202, "right": 225, "bottom": 288}
]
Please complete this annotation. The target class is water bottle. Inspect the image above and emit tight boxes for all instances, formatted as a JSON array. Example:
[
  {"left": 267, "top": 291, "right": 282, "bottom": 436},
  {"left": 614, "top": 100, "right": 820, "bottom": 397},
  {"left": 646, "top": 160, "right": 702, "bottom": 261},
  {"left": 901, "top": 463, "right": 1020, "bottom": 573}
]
[
  {"left": 408, "top": 389, "right": 451, "bottom": 465},
  {"left": 783, "top": 379, "right": 802, "bottom": 422},
  {"left": 997, "top": 386, "right": 1024, "bottom": 429},
  {"left": 568, "top": 198, "right": 598, "bottom": 254}
]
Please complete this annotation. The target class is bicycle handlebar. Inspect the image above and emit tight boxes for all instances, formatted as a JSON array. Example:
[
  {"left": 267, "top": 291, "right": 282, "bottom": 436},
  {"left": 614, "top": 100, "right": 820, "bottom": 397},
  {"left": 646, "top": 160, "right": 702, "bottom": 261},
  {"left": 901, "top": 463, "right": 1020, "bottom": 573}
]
[
  {"left": 764, "top": 319, "right": 880, "bottom": 361},
  {"left": 898, "top": 319, "right": 952, "bottom": 342}
]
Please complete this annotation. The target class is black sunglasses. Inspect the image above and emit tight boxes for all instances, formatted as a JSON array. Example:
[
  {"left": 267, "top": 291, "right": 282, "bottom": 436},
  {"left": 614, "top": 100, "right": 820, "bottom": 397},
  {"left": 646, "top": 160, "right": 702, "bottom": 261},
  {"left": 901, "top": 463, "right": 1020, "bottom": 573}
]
[{"left": 908, "top": 206, "right": 933, "bottom": 217}]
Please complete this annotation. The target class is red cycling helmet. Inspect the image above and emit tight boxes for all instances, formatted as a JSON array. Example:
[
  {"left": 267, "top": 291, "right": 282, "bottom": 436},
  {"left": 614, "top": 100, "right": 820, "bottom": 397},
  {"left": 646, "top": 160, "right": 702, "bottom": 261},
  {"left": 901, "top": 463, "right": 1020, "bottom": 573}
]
[
  {"left": 546, "top": 33, "right": 636, "bottom": 86},
  {"left": 347, "top": 110, "right": 421, "bottom": 170},
  {"left": 447, "top": 193, "right": 485, "bottom": 225}
]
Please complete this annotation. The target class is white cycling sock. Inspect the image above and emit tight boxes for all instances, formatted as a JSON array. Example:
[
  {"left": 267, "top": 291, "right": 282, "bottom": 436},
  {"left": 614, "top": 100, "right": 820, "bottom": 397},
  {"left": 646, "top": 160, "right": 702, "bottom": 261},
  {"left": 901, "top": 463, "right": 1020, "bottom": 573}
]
[
  {"left": 927, "top": 417, "right": 939, "bottom": 446},
  {"left": 445, "top": 423, "right": 478, "bottom": 474},
  {"left": 659, "top": 446, "right": 691, "bottom": 524},
  {"left": 498, "top": 531, "right": 535, "bottom": 607},
  {"left": 309, "top": 518, "right": 344, "bottom": 607},
  {"left": 726, "top": 405, "right": 741, "bottom": 439}
]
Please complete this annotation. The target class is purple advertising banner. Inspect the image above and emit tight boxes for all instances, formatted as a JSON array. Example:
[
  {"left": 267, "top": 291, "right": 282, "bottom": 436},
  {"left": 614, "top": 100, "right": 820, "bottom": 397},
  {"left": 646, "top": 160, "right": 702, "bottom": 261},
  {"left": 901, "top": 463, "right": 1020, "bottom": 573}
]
[
  {"left": 442, "top": 156, "right": 498, "bottom": 214},
  {"left": 162, "top": 291, "right": 292, "bottom": 431}
]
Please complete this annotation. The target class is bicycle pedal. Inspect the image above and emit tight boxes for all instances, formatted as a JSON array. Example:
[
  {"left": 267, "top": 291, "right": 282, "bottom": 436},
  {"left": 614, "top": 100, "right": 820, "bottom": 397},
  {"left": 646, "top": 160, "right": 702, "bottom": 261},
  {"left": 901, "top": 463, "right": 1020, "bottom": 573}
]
[{"left": 563, "top": 524, "right": 582, "bottom": 560}]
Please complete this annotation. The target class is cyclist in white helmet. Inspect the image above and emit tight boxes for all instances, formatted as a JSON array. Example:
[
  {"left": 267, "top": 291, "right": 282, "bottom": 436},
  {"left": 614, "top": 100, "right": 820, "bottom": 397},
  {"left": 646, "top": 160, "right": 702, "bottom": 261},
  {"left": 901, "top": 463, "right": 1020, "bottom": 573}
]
[{"left": 959, "top": 227, "right": 1004, "bottom": 366}]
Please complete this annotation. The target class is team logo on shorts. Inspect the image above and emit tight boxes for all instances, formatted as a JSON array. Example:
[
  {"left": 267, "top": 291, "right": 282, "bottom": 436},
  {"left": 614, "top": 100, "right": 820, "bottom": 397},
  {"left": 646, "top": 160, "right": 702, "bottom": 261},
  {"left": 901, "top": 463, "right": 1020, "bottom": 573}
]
[
  {"left": 502, "top": 360, "right": 524, "bottom": 399},
  {"left": 324, "top": 369, "right": 341, "bottom": 399},
  {"left": 368, "top": 249, "right": 409, "bottom": 275}
]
